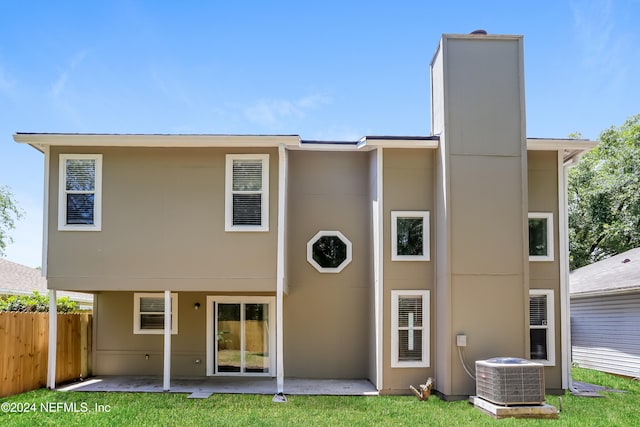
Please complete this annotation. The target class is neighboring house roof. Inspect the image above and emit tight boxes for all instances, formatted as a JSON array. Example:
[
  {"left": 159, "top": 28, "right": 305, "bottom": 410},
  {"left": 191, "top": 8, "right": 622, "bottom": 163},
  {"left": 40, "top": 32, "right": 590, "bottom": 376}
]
[
  {"left": 570, "top": 247, "right": 640, "bottom": 297},
  {"left": 0, "top": 258, "right": 93, "bottom": 308}
]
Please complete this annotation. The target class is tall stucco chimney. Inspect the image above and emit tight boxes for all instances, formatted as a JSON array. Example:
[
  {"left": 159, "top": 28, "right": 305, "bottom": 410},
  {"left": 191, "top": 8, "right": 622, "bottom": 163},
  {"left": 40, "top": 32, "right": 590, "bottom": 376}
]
[{"left": 430, "top": 33, "right": 529, "bottom": 398}]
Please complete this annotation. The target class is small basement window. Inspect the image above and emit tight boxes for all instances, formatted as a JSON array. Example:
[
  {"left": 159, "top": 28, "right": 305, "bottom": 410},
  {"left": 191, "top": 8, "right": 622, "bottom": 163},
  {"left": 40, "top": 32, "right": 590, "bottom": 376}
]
[
  {"left": 306, "top": 231, "right": 353, "bottom": 273},
  {"left": 134, "top": 293, "right": 178, "bottom": 334}
]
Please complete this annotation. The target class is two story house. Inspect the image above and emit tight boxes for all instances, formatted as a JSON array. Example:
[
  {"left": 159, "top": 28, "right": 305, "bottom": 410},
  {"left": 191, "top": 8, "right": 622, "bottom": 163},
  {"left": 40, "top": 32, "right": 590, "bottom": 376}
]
[{"left": 14, "top": 33, "right": 596, "bottom": 399}]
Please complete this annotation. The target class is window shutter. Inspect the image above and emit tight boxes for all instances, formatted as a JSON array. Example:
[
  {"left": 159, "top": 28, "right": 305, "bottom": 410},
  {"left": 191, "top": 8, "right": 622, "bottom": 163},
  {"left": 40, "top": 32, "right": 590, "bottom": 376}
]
[{"left": 530, "top": 295, "right": 547, "bottom": 326}]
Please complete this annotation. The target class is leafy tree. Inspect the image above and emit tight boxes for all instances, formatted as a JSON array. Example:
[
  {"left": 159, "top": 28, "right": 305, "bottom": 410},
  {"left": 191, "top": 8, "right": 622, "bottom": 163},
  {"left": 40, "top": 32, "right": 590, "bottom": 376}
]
[
  {"left": 0, "top": 291, "right": 79, "bottom": 313},
  {"left": 568, "top": 114, "right": 640, "bottom": 269},
  {"left": 0, "top": 185, "right": 24, "bottom": 256}
]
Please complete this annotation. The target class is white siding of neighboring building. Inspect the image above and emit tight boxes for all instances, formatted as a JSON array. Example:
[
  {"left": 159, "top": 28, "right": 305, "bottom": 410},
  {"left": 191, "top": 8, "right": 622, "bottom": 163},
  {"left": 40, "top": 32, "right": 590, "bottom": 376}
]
[{"left": 571, "top": 292, "right": 640, "bottom": 378}]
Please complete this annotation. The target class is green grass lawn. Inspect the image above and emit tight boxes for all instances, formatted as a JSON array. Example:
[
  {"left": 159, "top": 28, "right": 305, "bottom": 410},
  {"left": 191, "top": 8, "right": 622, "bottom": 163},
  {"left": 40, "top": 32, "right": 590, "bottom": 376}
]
[{"left": 1, "top": 368, "right": 638, "bottom": 426}]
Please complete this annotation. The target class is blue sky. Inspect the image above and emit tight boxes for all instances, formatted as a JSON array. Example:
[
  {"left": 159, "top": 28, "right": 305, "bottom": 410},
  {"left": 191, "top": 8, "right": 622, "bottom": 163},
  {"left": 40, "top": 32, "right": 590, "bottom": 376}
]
[{"left": 1, "top": 0, "right": 639, "bottom": 267}]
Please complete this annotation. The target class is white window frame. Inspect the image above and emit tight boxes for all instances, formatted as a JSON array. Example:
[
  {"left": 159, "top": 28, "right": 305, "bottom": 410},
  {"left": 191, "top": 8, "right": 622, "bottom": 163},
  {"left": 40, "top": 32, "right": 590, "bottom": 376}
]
[
  {"left": 391, "top": 211, "right": 430, "bottom": 261},
  {"left": 133, "top": 293, "right": 178, "bottom": 335},
  {"left": 306, "top": 230, "right": 353, "bottom": 273},
  {"left": 391, "top": 290, "right": 430, "bottom": 368},
  {"left": 225, "top": 154, "right": 269, "bottom": 232},
  {"left": 529, "top": 289, "right": 555, "bottom": 366},
  {"left": 58, "top": 154, "right": 102, "bottom": 231},
  {"left": 528, "top": 212, "right": 554, "bottom": 261}
]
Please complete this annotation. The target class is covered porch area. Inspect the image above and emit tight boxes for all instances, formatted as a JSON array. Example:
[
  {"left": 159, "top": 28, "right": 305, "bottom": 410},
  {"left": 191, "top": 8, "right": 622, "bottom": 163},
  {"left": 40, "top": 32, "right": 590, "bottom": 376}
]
[{"left": 57, "top": 376, "right": 379, "bottom": 398}]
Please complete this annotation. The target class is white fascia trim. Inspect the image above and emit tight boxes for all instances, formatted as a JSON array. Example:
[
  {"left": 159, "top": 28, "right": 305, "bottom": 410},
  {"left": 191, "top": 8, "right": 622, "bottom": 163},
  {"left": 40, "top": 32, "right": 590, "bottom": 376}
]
[
  {"left": 528, "top": 212, "right": 554, "bottom": 262},
  {"left": 13, "top": 133, "right": 598, "bottom": 151},
  {"left": 526, "top": 138, "right": 598, "bottom": 151},
  {"left": 13, "top": 133, "right": 301, "bottom": 148},
  {"left": 225, "top": 154, "right": 270, "bottom": 232},
  {"left": 530, "top": 289, "right": 556, "bottom": 367},
  {"left": 14, "top": 132, "right": 444, "bottom": 151},
  {"left": 58, "top": 154, "right": 103, "bottom": 231},
  {"left": 292, "top": 143, "right": 368, "bottom": 152},
  {"left": 359, "top": 138, "right": 439, "bottom": 149},
  {"left": 291, "top": 138, "right": 439, "bottom": 152}
]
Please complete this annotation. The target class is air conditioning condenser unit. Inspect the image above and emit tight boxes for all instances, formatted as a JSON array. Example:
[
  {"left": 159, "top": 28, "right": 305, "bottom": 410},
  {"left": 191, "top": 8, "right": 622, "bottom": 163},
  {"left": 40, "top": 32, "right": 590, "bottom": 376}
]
[{"left": 475, "top": 357, "right": 545, "bottom": 406}]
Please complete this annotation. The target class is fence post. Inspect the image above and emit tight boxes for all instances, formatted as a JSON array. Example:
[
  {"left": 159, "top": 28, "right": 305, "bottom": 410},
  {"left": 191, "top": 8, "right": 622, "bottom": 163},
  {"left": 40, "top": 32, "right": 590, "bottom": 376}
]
[{"left": 80, "top": 314, "right": 89, "bottom": 378}]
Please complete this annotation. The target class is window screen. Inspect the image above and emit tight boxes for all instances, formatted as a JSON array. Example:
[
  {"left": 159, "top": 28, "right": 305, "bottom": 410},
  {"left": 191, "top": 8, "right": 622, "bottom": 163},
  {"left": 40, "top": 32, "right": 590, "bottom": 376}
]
[{"left": 397, "top": 296, "right": 423, "bottom": 361}]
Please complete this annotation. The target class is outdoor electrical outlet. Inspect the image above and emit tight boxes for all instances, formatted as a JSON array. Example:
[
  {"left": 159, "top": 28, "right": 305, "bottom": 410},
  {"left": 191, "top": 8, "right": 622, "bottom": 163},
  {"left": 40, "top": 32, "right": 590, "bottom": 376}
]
[{"left": 456, "top": 334, "right": 467, "bottom": 347}]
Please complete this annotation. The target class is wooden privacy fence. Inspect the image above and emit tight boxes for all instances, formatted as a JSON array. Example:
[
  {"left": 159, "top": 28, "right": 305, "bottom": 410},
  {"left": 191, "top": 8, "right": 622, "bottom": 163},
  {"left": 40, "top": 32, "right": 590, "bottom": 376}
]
[
  {"left": 0, "top": 312, "right": 92, "bottom": 398},
  {"left": 218, "top": 320, "right": 268, "bottom": 352}
]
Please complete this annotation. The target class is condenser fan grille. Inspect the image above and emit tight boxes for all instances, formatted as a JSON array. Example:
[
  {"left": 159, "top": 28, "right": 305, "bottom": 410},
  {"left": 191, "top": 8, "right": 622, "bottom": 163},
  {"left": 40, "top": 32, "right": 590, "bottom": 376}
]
[{"left": 475, "top": 358, "right": 545, "bottom": 405}]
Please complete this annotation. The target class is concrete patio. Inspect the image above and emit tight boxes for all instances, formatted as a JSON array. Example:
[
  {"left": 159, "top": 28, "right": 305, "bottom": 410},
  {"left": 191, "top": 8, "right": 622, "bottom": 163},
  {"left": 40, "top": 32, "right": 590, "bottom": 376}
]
[{"left": 57, "top": 376, "right": 379, "bottom": 398}]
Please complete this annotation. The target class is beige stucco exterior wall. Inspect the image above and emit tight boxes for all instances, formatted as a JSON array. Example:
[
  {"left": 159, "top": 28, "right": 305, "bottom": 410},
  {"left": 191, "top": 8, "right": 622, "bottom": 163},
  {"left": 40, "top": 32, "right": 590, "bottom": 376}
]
[
  {"left": 93, "top": 290, "right": 275, "bottom": 376},
  {"left": 94, "top": 291, "right": 208, "bottom": 376},
  {"left": 432, "top": 35, "right": 529, "bottom": 397},
  {"left": 47, "top": 146, "right": 278, "bottom": 292},
  {"left": 382, "top": 148, "right": 435, "bottom": 393},
  {"left": 284, "top": 150, "right": 372, "bottom": 379},
  {"left": 528, "top": 150, "right": 562, "bottom": 390}
]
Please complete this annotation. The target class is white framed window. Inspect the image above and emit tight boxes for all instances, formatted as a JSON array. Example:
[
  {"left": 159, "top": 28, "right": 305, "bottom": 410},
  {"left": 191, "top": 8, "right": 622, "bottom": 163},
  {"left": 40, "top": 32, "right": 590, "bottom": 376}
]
[
  {"left": 391, "top": 290, "right": 430, "bottom": 368},
  {"left": 528, "top": 212, "right": 554, "bottom": 261},
  {"left": 133, "top": 293, "right": 178, "bottom": 334},
  {"left": 58, "top": 154, "right": 102, "bottom": 231},
  {"left": 529, "top": 289, "right": 555, "bottom": 366},
  {"left": 225, "top": 154, "right": 269, "bottom": 232},
  {"left": 391, "top": 211, "right": 430, "bottom": 261},
  {"left": 306, "top": 230, "right": 353, "bottom": 273}
]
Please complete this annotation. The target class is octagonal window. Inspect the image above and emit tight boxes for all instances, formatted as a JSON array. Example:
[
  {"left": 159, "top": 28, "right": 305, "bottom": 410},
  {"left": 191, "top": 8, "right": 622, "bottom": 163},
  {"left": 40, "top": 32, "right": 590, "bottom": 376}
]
[{"left": 306, "top": 231, "right": 353, "bottom": 273}]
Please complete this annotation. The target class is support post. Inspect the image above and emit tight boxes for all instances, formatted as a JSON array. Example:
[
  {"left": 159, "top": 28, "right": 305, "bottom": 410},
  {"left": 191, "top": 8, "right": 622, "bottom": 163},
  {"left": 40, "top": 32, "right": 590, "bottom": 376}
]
[
  {"left": 275, "top": 144, "right": 287, "bottom": 396},
  {"left": 163, "top": 290, "right": 171, "bottom": 391},
  {"left": 47, "top": 289, "right": 57, "bottom": 389}
]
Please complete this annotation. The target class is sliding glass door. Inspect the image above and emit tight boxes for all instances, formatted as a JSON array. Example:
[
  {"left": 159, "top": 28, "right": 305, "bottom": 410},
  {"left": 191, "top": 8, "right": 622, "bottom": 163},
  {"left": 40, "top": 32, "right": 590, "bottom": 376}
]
[{"left": 208, "top": 297, "right": 275, "bottom": 376}]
